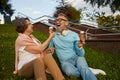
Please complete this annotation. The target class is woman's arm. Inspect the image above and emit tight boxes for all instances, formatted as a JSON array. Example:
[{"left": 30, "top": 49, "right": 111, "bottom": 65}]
[
  {"left": 40, "top": 32, "right": 54, "bottom": 51},
  {"left": 25, "top": 32, "right": 55, "bottom": 54},
  {"left": 13, "top": 52, "right": 19, "bottom": 74}
]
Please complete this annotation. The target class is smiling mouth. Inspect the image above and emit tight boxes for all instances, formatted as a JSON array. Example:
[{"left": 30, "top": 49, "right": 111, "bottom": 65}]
[{"left": 56, "top": 24, "right": 61, "bottom": 27}]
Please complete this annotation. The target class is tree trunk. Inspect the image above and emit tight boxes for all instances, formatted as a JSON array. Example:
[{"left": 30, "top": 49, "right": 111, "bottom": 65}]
[{"left": 4, "top": 15, "right": 11, "bottom": 24}]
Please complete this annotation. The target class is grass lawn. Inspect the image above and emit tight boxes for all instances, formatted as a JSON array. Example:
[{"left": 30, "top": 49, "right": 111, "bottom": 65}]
[{"left": 0, "top": 24, "right": 120, "bottom": 80}]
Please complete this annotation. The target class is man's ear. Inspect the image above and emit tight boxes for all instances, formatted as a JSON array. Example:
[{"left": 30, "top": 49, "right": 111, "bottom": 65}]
[{"left": 65, "top": 21, "right": 69, "bottom": 26}]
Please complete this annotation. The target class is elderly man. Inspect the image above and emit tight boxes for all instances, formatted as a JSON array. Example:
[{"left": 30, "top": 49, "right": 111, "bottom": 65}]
[{"left": 49, "top": 13, "right": 97, "bottom": 80}]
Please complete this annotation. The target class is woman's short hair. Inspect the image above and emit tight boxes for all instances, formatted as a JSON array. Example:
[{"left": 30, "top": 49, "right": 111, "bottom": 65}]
[{"left": 15, "top": 17, "right": 30, "bottom": 33}]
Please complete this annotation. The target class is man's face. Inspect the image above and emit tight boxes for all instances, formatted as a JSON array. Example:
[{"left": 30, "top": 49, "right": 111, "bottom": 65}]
[{"left": 55, "top": 16, "right": 68, "bottom": 32}]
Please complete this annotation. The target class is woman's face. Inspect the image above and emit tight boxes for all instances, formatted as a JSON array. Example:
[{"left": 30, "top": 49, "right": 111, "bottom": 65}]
[{"left": 25, "top": 20, "right": 33, "bottom": 34}]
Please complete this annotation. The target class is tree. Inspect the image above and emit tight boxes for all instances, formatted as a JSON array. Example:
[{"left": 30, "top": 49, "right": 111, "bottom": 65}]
[
  {"left": 96, "top": 14, "right": 120, "bottom": 29},
  {"left": 115, "top": 15, "right": 120, "bottom": 26},
  {"left": 0, "top": 0, "right": 14, "bottom": 23},
  {"left": 54, "top": 5, "right": 81, "bottom": 23},
  {"left": 84, "top": 0, "right": 120, "bottom": 13},
  {"left": 0, "top": 19, "right": 1, "bottom": 24}
]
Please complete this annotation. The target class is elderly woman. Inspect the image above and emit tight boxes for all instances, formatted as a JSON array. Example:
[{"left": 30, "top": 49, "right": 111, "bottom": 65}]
[{"left": 13, "top": 17, "right": 64, "bottom": 80}]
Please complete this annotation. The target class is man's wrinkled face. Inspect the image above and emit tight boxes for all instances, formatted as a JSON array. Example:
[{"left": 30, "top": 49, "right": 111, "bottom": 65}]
[{"left": 55, "top": 16, "right": 68, "bottom": 32}]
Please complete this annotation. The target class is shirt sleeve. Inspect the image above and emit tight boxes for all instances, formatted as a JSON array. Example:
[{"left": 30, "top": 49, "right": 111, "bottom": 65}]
[
  {"left": 73, "top": 32, "right": 85, "bottom": 56},
  {"left": 74, "top": 41, "right": 85, "bottom": 56},
  {"left": 74, "top": 33, "right": 80, "bottom": 41}
]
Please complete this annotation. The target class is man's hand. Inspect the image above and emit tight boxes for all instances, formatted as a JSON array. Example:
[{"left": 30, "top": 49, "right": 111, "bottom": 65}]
[{"left": 78, "top": 41, "right": 85, "bottom": 48}]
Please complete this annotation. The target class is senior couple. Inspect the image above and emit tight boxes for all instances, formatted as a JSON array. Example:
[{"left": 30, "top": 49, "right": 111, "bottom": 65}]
[{"left": 13, "top": 13, "right": 98, "bottom": 80}]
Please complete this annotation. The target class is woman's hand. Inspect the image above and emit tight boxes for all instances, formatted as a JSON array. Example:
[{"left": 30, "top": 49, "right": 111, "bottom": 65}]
[
  {"left": 44, "top": 48, "right": 54, "bottom": 54},
  {"left": 13, "top": 70, "right": 17, "bottom": 74}
]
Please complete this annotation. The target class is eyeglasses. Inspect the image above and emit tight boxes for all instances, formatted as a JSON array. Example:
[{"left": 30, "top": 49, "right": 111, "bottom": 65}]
[{"left": 55, "top": 18, "right": 68, "bottom": 22}]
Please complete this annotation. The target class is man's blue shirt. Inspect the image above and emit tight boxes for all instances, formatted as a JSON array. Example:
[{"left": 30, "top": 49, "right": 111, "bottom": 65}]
[{"left": 49, "top": 30, "right": 85, "bottom": 63}]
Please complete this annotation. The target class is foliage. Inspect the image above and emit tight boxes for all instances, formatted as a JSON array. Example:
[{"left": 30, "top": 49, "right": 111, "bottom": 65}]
[
  {"left": 0, "top": 0, "right": 14, "bottom": 16},
  {"left": 53, "top": 5, "right": 81, "bottom": 23},
  {"left": 0, "top": 24, "right": 120, "bottom": 80},
  {"left": 96, "top": 14, "right": 120, "bottom": 31},
  {"left": 115, "top": 15, "right": 120, "bottom": 26},
  {"left": 84, "top": 0, "right": 120, "bottom": 13}
]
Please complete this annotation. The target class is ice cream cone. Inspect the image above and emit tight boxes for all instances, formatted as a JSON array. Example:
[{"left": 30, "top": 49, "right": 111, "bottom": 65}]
[{"left": 49, "top": 27, "right": 53, "bottom": 33}]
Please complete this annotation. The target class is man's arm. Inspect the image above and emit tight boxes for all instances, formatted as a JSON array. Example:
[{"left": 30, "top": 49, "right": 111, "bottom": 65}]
[{"left": 74, "top": 41, "right": 85, "bottom": 56}]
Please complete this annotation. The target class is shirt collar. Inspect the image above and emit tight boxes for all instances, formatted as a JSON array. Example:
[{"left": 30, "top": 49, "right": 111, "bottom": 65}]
[{"left": 56, "top": 30, "right": 69, "bottom": 36}]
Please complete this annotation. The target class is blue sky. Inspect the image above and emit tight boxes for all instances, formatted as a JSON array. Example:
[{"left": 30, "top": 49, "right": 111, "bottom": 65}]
[
  {"left": 0, "top": 0, "right": 120, "bottom": 24},
  {"left": 11, "top": 0, "right": 59, "bottom": 19},
  {"left": 0, "top": 0, "right": 59, "bottom": 23}
]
